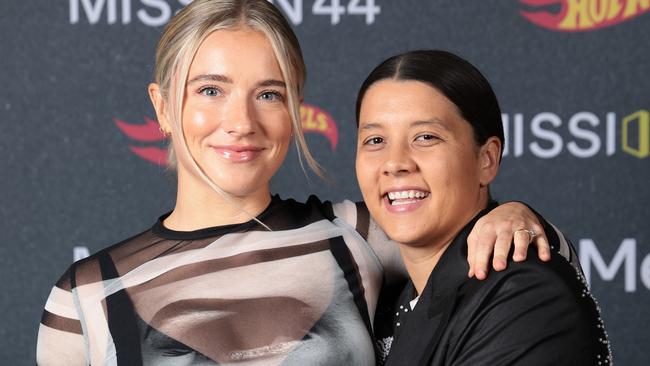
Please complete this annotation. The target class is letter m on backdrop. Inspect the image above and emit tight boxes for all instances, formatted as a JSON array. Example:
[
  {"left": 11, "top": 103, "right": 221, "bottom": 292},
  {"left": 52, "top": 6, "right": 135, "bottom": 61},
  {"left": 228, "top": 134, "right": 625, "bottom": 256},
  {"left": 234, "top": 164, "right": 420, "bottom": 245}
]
[
  {"left": 580, "top": 238, "right": 637, "bottom": 292},
  {"left": 70, "top": 0, "right": 118, "bottom": 24}
]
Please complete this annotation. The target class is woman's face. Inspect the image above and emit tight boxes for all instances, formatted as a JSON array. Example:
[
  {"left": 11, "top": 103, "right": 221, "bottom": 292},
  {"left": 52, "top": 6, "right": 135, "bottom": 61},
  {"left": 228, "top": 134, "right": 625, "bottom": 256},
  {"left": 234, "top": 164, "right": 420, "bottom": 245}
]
[
  {"left": 172, "top": 28, "right": 292, "bottom": 197},
  {"left": 356, "top": 79, "right": 498, "bottom": 248}
]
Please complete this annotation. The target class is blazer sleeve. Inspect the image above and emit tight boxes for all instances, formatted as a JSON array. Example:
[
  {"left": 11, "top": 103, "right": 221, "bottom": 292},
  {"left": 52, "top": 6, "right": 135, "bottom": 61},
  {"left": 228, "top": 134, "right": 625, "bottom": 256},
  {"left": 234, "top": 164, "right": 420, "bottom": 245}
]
[{"left": 445, "top": 255, "right": 609, "bottom": 366}]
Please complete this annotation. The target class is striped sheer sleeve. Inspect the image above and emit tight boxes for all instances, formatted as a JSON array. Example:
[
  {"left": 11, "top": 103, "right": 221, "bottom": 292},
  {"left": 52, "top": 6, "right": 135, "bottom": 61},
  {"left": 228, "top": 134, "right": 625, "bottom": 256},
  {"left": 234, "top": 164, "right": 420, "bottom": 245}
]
[
  {"left": 37, "top": 266, "right": 87, "bottom": 366},
  {"left": 333, "top": 200, "right": 408, "bottom": 286}
]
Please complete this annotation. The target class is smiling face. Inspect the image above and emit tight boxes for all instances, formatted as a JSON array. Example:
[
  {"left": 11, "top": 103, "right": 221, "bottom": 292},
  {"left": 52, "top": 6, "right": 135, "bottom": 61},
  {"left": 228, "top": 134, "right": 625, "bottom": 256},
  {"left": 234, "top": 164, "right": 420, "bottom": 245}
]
[
  {"left": 166, "top": 28, "right": 292, "bottom": 199},
  {"left": 356, "top": 79, "right": 500, "bottom": 248}
]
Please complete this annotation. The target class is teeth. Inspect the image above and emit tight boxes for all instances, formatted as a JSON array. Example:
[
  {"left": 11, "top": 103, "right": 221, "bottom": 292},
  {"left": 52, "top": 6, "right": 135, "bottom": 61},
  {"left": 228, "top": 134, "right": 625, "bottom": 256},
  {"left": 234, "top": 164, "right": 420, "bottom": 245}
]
[{"left": 386, "top": 190, "right": 429, "bottom": 202}]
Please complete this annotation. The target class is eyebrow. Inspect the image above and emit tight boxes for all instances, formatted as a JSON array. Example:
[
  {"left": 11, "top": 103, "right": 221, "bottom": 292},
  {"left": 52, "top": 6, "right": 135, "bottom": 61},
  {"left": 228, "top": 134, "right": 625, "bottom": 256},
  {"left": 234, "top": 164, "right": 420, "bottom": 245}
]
[
  {"left": 187, "top": 74, "right": 232, "bottom": 84},
  {"left": 360, "top": 118, "right": 450, "bottom": 131},
  {"left": 359, "top": 122, "right": 382, "bottom": 131},
  {"left": 258, "top": 79, "right": 286, "bottom": 88},
  {"left": 411, "top": 118, "right": 450, "bottom": 131},
  {"left": 186, "top": 74, "right": 286, "bottom": 88}
]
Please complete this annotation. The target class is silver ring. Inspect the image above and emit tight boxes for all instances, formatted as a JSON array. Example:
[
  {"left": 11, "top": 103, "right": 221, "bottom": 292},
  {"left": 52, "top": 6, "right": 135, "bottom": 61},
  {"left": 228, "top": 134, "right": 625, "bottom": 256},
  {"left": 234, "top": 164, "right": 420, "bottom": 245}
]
[{"left": 514, "top": 228, "right": 537, "bottom": 243}]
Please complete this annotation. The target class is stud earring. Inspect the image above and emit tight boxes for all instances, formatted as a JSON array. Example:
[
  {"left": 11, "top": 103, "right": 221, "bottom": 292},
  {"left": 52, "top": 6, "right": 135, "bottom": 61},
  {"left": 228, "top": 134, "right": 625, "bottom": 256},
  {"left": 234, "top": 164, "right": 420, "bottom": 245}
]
[{"left": 159, "top": 126, "right": 170, "bottom": 136}]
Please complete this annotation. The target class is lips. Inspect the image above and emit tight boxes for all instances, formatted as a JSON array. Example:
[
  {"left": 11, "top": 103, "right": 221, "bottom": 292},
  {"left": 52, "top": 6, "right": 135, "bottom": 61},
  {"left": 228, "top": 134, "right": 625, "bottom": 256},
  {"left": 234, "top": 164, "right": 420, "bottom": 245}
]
[{"left": 211, "top": 144, "right": 265, "bottom": 163}]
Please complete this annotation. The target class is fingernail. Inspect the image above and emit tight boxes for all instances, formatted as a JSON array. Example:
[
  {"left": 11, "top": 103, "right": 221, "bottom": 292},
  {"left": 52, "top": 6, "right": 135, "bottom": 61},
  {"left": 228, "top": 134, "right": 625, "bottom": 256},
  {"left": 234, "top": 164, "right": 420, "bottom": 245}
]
[
  {"left": 496, "top": 259, "right": 506, "bottom": 270},
  {"left": 477, "top": 270, "right": 486, "bottom": 280}
]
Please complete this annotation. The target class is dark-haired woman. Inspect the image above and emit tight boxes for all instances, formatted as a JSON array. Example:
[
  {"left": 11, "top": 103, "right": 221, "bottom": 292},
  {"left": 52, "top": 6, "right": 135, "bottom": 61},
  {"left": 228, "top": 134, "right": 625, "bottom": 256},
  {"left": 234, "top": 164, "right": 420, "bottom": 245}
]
[{"left": 355, "top": 50, "right": 612, "bottom": 365}]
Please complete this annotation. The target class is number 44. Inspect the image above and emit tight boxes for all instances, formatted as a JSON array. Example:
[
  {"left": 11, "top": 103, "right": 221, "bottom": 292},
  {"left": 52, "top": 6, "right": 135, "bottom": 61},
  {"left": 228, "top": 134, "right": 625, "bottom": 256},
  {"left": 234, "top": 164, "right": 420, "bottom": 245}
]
[{"left": 312, "top": 0, "right": 381, "bottom": 25}]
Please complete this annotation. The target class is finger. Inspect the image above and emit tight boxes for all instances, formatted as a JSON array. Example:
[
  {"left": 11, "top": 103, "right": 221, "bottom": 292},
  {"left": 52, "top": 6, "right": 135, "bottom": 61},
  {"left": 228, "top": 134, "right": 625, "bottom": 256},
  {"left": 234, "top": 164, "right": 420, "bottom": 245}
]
[
  {"left": 474, "top": 223, "right": 497, "bottom": 280},
  {"left": 512, "top": 229, "right": 531, "bottom": 261},
  {"left": 466, "top": 226, "right": 479, "bottom": 278},
  {"left": 492, "top": 229, "right": 513, "bottom": 271},
  {"left": 531, "top": 223, "right": 551, "bottom": 261},
  {"left": 535, "top": 234, "right": 551, "bottom": 261}
]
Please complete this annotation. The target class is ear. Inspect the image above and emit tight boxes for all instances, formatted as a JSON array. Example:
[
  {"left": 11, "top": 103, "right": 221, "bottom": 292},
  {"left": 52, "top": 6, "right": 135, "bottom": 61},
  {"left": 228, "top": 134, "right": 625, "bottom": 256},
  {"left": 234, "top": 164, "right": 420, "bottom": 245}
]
[
  {"left": 478, "top": 136, "right": 501, "bottom": 187},
  {"left": 148, "top": 83, "right": 172, "bottom": 135}
]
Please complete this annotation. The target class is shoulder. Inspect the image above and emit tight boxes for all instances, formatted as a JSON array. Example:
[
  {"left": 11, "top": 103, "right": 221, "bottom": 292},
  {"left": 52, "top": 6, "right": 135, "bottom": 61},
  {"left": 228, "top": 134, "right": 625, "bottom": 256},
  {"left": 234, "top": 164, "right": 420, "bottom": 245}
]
[
  {"left": 261, "top": 195, "right": 338, "bottom": 230},
  {"left": 64, "top": 226, "right": 156, "bottom": 289},
  {"left": 284, "top": 195, "right": 371, "bottom": 238},
  {"left": 450, "top": 249, "right": 610, "bottom": 361},
  {"left": 430, "top": 247, "right": 612, "bottom": 364},
  {"left": 330, "top": 199, "right": 370, "bottom": 239},
  {"left": 461, "top": 249, "right": 590, "bottom": 312},
  {"left": 38, "top": 227, "right": 156, "bottom": 365},
  {"left": 296, "top": 195, "right": 357, "bottom": 221}
]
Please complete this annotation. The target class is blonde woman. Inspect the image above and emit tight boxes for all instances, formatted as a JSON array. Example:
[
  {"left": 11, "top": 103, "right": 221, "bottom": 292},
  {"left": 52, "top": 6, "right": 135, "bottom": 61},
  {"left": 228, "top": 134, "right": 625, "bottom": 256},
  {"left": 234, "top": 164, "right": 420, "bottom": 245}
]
[{"left": 37, "top": 1, "right": 556, "bottom": 365}]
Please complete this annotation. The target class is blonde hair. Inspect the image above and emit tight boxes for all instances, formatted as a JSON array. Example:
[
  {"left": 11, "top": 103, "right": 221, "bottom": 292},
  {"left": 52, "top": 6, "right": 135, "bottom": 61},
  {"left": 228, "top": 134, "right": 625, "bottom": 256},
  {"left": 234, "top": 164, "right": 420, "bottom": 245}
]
[{"left": 152, "top": 0, "right": 324, "bottom": 227}]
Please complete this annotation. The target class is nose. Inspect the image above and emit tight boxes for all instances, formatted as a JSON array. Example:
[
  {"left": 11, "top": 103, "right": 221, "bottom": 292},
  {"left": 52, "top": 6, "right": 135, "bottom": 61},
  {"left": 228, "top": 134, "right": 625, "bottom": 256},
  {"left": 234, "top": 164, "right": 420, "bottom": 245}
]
[
  {"left": 382, "top": 142, "right": 417, "bottom": 177},
  {"left": 221, "top": 93, "right": 256, "bottom": 137}
]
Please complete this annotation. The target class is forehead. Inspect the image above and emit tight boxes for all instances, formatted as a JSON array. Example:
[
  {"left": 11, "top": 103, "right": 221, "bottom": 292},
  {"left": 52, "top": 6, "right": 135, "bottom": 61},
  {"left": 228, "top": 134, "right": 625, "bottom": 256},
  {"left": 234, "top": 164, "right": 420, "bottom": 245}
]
[
  {"left": 189, "top": 27, "right": 283, "bottom": 78},
  {"left": 359, "top": 79, "right": 461, "bottom": 125}
]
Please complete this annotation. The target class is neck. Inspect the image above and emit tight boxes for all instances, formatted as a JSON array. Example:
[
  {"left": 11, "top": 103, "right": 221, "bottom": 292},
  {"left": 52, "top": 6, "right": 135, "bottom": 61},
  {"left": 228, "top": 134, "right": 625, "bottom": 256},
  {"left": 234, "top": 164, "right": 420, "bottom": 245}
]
[
  {"left": 401, "top": 193, "right": 490, "bottom": 295},
  {"left": 399, "top": 242, "right": 452, "bottom": 295},
  {"left": 164, "top": 168, "right": 272, "bottom": 231}
]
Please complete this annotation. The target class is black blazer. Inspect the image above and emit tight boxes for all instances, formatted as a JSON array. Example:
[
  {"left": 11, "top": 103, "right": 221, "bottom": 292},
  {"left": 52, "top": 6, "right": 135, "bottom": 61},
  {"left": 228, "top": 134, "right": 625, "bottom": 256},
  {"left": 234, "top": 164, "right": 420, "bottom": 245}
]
[{"left": 378, "top": 207, "right": 611, "bottom": 366}]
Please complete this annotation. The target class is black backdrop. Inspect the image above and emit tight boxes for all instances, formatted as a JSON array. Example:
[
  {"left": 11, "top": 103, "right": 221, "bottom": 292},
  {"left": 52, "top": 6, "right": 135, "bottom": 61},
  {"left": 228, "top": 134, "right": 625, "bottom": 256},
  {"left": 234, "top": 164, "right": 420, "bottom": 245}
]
[{"left": 2, "top": 0, "right": 649, "bottom": 364}]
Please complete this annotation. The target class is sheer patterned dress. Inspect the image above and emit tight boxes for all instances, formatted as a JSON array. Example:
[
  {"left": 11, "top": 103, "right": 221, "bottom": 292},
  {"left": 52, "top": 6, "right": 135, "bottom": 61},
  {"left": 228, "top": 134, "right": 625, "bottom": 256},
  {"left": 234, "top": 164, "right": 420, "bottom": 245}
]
[{"left": 37, "top": 195, "right": 407, "bottom": 366}]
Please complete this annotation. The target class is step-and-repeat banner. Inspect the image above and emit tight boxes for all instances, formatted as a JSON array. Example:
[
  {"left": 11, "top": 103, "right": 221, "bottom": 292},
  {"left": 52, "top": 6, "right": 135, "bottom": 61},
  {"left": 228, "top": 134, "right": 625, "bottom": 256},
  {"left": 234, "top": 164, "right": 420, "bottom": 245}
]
[{"left": 2, "top": 0, "right": 648, "bottom": 364}]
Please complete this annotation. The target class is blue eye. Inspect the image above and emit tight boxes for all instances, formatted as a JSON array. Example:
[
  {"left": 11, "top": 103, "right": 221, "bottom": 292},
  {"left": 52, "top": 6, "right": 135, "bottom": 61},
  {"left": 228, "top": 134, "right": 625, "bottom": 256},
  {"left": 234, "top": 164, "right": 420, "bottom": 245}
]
[
  {"left": 259, "top": 91, "right": 284, "bottom": 102},
  {"left": 198, "top": 86, "right": 221, "bottom": 97}
]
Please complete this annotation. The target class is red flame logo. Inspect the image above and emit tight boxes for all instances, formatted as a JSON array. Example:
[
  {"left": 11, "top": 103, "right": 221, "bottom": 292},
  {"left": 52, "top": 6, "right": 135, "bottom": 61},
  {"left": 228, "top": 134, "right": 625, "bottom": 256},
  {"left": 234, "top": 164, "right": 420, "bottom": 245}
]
[
  {"left": 300, "top": 103, "right": 339, "bottom": 150},
  {"left": 114, "top": 116, "right": 168, "bottom": 165},
  {"left": 520, "top": 0, "right": 650, "bottom": 31},
  {"left": 115, "top": 103, "right": 339, "bottom": 166}
]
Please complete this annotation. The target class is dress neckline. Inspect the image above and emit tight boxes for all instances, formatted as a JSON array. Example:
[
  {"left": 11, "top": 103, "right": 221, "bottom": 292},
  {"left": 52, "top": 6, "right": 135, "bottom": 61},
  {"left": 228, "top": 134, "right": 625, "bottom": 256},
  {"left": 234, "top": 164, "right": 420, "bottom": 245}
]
[{"left": 151, "top": 194, "right": 282, "bottom": 240}]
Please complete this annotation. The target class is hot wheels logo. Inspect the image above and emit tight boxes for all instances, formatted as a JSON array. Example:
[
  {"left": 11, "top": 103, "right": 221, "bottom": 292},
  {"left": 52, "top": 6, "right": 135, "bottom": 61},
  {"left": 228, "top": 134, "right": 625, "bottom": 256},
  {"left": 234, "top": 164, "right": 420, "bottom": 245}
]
[
  {"left": 520, "top": 0, "right": 650, "bottom": 31},
  {"left": 114, "top": 116, "right": 168, "bottom": 165},
  {"left": 300, "top": 103, "right": 339, "bottom": 150},
  {"left": 115, "top": 103, "right": 339, "bottom": 166}
]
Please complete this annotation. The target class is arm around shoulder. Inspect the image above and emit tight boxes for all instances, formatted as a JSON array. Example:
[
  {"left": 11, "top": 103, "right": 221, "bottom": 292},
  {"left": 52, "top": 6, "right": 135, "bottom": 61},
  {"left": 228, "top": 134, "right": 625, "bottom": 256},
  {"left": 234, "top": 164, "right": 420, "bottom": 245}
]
[{"left": 334, "top": 200, "right": 408, "bottom": 286}]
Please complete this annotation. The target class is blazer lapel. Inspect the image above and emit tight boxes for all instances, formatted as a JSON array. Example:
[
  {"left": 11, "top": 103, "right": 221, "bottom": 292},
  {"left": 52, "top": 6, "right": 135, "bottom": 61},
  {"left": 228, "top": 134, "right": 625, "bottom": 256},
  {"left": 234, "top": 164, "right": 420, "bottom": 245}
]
[
  {"left": 383, "top": 287, "right": 445, "bottom": 366},
  {"left": 383, "top": 279, "right": 459, "bottom": 366},
  {"left": 416, "top": 294, "right": 457, "bottom": 366}
]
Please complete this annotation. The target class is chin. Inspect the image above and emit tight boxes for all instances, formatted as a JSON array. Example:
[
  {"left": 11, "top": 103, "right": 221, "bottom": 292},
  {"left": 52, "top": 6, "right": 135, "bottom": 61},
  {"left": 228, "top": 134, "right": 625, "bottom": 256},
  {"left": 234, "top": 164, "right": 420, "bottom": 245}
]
[
  {"left": 390, "top": 233, "right": 428, "bottom": 247},
  {"left": 379, "top": 222, "right": 422, "bottom": 246},
  {"left": 219, "top": 184, "right": 266, "bottom": 199}
]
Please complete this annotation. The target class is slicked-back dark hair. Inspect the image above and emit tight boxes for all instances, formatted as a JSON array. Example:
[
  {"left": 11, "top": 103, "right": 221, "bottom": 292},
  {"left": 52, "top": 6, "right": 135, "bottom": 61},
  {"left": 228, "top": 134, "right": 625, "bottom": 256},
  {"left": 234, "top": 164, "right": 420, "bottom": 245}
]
[{"left": 356, "top": 50, "right": 504, "bottom": 159}]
